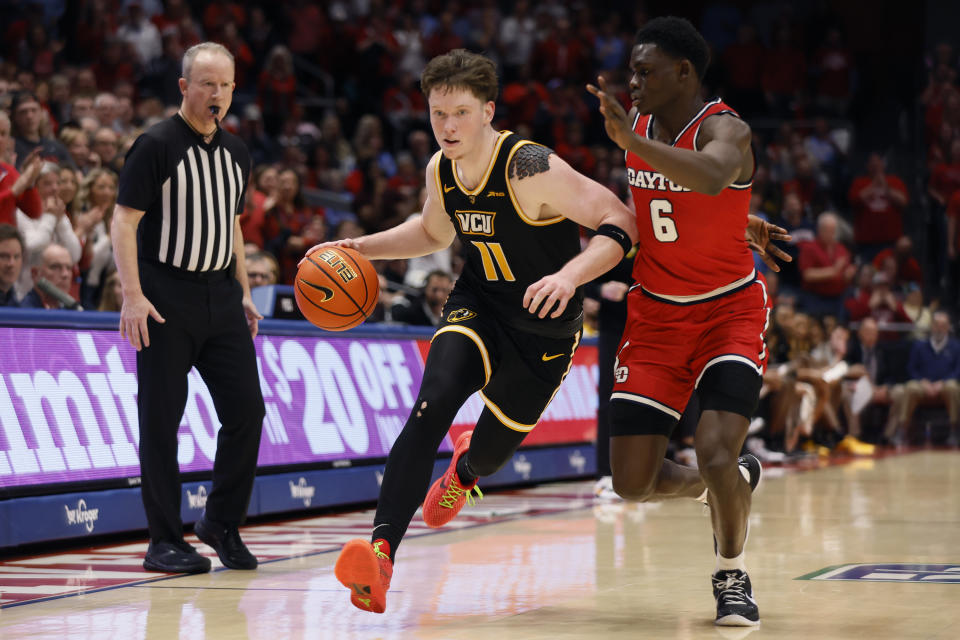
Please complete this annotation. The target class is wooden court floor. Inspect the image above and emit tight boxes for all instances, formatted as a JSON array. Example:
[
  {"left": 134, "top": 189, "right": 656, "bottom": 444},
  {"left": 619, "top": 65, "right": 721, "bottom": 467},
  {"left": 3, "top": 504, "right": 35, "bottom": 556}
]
[{"left": 1, "top": 450, "right": 958, "bottom": 639}]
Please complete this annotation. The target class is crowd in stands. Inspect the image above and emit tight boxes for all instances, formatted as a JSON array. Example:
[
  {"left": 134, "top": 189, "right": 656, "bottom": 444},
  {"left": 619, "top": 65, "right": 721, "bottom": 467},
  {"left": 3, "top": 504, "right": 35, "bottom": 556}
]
[{"left": 1, "top": 1, "right": 958, "bottom": 456}]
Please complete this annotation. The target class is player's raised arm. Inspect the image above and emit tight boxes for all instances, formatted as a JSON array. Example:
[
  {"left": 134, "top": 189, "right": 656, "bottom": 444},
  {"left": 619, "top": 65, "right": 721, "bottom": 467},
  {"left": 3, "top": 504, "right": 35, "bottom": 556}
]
[
  {"left": 302, "top": 152, "right": 456, "bottom": 263},
  {"left": 510, "top": 148, "right": 638, "bottom": 318},
  {"left": 588, "top": 75, "right": 751, "bottom": 195}
]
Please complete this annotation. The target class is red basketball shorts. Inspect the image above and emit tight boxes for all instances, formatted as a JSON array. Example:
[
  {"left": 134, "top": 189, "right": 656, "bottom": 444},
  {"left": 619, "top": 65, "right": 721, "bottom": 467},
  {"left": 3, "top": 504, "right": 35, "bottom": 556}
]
[{"left": 611, "top": 276, "right": 771, "bottom": 420}]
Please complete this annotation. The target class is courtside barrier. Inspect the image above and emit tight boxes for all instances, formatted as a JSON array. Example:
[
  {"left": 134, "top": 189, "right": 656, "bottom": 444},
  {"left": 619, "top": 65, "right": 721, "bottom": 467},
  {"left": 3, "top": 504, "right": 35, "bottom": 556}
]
[{"left": 0, "top": 308, "right": 598, "bottom": 549}]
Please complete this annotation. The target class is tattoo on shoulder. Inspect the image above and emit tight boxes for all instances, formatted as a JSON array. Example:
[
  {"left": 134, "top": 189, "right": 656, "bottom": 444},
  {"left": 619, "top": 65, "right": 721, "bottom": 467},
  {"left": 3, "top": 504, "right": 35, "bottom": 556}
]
[{"left": 509, "top": 144, "right": 554, "bottom": 180}]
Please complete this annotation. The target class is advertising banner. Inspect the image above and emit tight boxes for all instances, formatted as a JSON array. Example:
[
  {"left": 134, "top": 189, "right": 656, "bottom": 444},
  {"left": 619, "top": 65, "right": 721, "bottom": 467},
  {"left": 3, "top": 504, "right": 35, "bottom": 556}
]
[{"left": 0, "top": 327, "right": 598, "bottom": 493}]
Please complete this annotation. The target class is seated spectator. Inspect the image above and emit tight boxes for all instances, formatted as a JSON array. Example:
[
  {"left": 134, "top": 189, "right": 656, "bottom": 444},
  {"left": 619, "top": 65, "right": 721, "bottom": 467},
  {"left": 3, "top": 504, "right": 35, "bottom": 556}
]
[
  {"left": 97, "top": 269, "right": 123, "bottom": 312},
  {"left": 928, "top": 137, "right": 960, "bottom": 213},
  {"left": 19, "top": 243, "right": 77, "bottom": 309},
  {"left": 0, "top": 224, "right": 24, "bottom": 306},
  {"left": 240, "top": 164, "right": 278, "bottom": 248},
  {"left": 1, "top": 110, "right": 44, "bottom": 226},
  {"left": 886, "top": 311, "right": 960, "bottom": 446},
  {"left": 843, "top": 317, "right": 895, "bottom": 447},
  {"left": 246, "top": 251, "right": 279, "bottom": 289},
  {"left": 91, "top": 127, "right": 122, "bottom": 173},
  {"left": 9, "top": 91, "right": 73, "bottom": 169},
  {"left": 848, "top": 152, "right": 908, "bottom": 261},
  {"left": 791, "top": 320, "right": 862, "bottom": 453},
  {"left": 73, "top": 168, "right": 118, "bottom": 308},
  {"left": 844, "top": 262, "right": 875, "bottom": 319},
  {"left": 58, "top": 166, "right": 79, "bottom": 215},
  {"left": 771, "top": 192, "right": 814, "bottom": 293},
  {"left": 903, "top": 283, "right": 934, "bottom": 339},
  {"left": 390, "top": 269, "right": 453, "bottom": 327},
  {"left": 59, "top": 127, "right": 98, "bottom": 175},
  {"left": 798, "top": 211, "right": 856, "bottom": 318},
  {"left": 263, "top": 168, "right": 325, "bottom": 283},
  {"left": 15, "top": 162, "right": 82, "bottom": 298},
  {"left": 847, "top": 271, "right": 912, "bottom": 336}
]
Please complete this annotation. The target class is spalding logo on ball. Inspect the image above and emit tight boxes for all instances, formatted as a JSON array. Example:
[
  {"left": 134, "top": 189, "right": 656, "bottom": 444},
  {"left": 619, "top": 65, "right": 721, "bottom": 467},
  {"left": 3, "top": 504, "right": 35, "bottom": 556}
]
[{"left": 294, "top": 246, "right": 379, "bottom": 331}]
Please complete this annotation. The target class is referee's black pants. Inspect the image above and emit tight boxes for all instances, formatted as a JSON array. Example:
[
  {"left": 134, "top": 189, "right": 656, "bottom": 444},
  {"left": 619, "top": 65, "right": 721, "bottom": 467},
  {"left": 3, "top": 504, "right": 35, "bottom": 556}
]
[{"left": 137, "top": 261, "right": 265, "bottom": 544}]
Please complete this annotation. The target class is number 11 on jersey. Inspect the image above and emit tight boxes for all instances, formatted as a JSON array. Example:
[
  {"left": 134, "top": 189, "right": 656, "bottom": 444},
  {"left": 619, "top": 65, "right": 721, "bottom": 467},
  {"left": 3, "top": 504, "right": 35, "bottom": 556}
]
[
  {"left": 650, "top": 199, "right": 678, "bottom": 242},
  {"left": 471, "top": 241, "right": 516, "bottom": 281}
]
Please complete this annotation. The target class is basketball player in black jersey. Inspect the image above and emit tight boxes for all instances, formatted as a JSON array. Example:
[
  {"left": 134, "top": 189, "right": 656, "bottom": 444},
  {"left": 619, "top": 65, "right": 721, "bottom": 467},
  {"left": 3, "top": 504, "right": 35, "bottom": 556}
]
[{"left": 303, "top": 49, "right": 637, "bottom": 614}]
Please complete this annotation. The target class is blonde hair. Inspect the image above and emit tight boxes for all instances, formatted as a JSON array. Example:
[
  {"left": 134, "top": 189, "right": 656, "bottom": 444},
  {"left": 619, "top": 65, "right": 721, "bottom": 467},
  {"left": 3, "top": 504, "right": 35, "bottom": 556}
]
[
  {"left": 76, "top": 168, "right": 119, "bottom": 226},
  {"left": 98, "top": 270, "right": 123, "bottom": 312}
]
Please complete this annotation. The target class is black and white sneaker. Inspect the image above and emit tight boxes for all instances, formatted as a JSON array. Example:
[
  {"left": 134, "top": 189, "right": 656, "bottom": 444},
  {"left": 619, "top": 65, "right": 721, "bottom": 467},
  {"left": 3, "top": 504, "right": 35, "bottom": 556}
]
[
  {"left": 712, "top": 569, "right": 760, "bottom": 626},
  {"left": 698, "top": 454, "right": 762, "bottom": 506},
  {"left": 738, "top": 454, "right": 762, "bottom": 492}
]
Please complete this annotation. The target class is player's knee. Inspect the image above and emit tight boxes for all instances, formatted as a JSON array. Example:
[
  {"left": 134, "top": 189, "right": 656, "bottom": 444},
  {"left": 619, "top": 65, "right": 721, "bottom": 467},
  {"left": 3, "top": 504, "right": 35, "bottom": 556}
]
[
  {"left": 611, "top": 471, "right": 658, "bottom": 502},
  {"left": 610, "top": 460, "right": 660, "bottom": 501},
  {"left": 696, "top": 446, "right": 738, "bottom": 486}
]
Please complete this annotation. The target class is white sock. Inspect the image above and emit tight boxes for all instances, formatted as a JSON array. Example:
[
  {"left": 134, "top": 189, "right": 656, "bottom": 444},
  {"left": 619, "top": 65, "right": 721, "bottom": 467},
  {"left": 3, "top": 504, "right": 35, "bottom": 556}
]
[{"left": 716, "top": 551, "right": 746, "bottom": 573}]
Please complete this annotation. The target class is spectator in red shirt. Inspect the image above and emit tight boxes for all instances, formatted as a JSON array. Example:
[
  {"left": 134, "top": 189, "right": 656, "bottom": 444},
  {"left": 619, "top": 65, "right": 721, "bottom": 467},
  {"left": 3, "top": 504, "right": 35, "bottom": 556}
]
[
  {"left": 202, "top": 0, "right": 246, "bottom": 34},
  {"left": 90, "top": 38, "right": 136, "bottom": 95},
  {"left": 424, "top": 12, "right": 464, "bottom": 59},
  {"left": 555, "top": 120, "right": 596, "bottom": 177},
  {"left": 721, "top": 24, "right": 765, "bottom": 116},
  {"left": 844, "top": 262, "right": 876, "bottom": 320},
  {"left": 0, "top": 111, "right": 43, "bottom": 226},
  {"left": 761, "top": 26, "right": 806, "bottom": 116},
  {"left": 813, "top": 28, "right": 853, "bottom": 115},
  {"left": 257, "top": 45, "right": 297, "bottom": 137},
  {"left": 947, "top": 188, "right": 960, "bottom": 261},
  {"left": 501, "top": 64, "right": 550, "bottom": 132},
  {"left": 532, "top": 17, "right": 590, "bottom": 85},
  {"left": 929, "top": 138, "right": 960, "bottom": 209},
  {"left": 263, "top": 168, "right": 325, "bottom": 283},
  {"left": 848, "top": 152, "right": 908, "bottom": 259},
  {"left": 871, "top": 235, "right": 923, "bottom": 287},
  {"left": 239, "top": 165, "right": 278, "bottom": 249},
  {"left": 847, "top": 270, "right": 912, "bottom": 328},
  {"left": 798, "top": 211, "right": 856, "bottom": 318}
]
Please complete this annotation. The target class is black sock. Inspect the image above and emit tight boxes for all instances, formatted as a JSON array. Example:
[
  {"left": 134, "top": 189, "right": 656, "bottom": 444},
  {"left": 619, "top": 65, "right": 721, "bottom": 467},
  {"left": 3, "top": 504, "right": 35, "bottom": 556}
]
[{"left": 456, "top": 454, "right": 477, "bottom": 486}]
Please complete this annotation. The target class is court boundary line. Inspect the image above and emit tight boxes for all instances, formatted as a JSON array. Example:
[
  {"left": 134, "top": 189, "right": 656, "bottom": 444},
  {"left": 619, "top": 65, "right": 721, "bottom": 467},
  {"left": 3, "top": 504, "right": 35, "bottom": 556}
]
[{"left": 1, "top": 449, "right": 940, "bottom": 609}]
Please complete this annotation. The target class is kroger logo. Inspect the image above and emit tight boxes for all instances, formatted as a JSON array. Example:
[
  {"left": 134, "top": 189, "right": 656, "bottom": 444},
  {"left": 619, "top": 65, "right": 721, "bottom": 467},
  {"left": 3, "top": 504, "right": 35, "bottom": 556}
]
[
  {"left": 289, "top": 477, "right": 316, "bottom": 507},
  {"left": 568, "top": 450, "right": 586, "bottom": 474},
  {"left": 186, "top": 485, "right": 208, "bottom": 510},
  {"left": 512, "top": 454, "right": 532, "bottom": 480},
  {"left": 64, "top": 499, "right": 100, "bottom": 533}
]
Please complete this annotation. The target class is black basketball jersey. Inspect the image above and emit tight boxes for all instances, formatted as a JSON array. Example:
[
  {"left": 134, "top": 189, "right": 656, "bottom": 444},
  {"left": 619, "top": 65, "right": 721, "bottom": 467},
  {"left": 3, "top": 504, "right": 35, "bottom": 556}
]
[{"left": 436, "top": 131, "right": 583, "bottom": 337}]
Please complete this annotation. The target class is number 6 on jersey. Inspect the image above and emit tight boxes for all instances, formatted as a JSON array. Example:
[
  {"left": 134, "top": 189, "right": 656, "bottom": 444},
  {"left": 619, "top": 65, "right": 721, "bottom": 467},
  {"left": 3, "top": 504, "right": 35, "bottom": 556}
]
[{"left": 650, "top": 199, "right": 678, "bottom": 242}]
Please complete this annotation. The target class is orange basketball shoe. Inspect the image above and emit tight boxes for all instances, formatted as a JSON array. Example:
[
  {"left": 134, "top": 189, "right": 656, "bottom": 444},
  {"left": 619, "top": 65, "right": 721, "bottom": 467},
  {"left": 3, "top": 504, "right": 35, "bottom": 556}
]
[
  {"left": 422, "top": 430, "right": 483, "bottom": 528},
  {"left": 334, "top": 538, "right": 393, "bottom": 613}
]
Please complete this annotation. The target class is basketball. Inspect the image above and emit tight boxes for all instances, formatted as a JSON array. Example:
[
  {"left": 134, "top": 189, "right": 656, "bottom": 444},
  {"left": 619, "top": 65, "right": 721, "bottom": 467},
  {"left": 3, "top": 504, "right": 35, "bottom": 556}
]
[{"left": 294, "top": 246, "right": 379, "bottom": 331}]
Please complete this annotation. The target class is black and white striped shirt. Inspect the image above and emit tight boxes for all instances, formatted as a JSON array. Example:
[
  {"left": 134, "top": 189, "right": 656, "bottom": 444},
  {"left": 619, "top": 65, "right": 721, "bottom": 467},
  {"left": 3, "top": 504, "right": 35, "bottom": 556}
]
[{"left": 117, "top": 114, "right": 251, "bottom": 272}]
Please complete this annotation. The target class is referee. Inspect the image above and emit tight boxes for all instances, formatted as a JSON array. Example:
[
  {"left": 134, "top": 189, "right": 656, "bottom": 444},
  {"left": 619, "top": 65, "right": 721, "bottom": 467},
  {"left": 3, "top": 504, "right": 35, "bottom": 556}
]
[{"left": 112, "top": 42, "right": 265, "bottom": 574}]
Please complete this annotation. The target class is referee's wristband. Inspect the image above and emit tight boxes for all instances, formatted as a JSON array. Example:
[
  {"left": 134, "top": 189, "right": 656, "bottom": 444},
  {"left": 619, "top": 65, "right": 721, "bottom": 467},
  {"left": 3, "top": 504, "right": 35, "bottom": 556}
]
[{"left": 596, "top": 224, "right": 633, "bottom": 256}]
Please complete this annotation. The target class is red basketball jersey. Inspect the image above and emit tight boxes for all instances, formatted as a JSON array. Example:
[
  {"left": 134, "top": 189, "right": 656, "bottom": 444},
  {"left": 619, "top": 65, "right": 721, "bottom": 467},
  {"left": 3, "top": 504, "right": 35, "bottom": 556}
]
[{"left": 626, "top": 99, "right": 754, "bottom": 301}]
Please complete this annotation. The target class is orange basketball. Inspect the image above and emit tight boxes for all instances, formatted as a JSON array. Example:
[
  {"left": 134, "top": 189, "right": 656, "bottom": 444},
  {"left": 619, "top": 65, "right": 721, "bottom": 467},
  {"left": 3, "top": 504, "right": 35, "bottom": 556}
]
[{"left": 294, "top": 246, "right": 379, "bottom": 331}]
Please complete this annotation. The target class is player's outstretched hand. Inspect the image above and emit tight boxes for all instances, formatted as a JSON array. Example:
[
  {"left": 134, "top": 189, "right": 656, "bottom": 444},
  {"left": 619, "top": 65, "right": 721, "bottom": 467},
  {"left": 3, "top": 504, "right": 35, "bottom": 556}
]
[
  {"left": 524, "top": 273, "right": 576, "bottom": 319},
  {"left": 586, "top": 75, "right": 634, "bottom": 151},
  {"left": 119, "top": 291, "right": 165, "bottom": 351},
  {"left": 745, "top": 215, "right": 792, "bottom": 273},
  {"left": 299, "top": 238, "right": 362, "bottom": 268}
]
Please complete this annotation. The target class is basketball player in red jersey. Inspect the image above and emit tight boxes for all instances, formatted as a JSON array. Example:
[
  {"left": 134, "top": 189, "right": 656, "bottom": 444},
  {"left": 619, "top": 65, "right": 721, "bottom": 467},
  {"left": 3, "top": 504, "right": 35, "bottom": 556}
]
[{"left": 588, "top": 16, "right": 788, "bottom": 626}]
